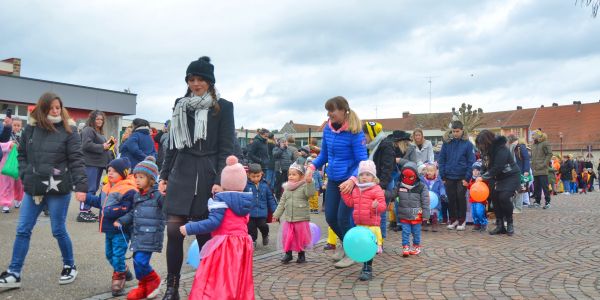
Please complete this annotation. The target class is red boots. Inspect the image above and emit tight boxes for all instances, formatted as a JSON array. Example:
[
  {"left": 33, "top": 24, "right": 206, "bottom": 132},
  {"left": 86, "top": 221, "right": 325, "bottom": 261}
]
[{"left": 126, "top": 271, "right": 161, "bottom": 300}]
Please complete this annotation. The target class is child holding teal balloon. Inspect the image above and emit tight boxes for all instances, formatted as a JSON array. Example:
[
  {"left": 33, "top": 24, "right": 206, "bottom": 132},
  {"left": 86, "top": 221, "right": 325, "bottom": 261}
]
[
  {"left": 421, "top": 163, "right": 446, "bottom": 232},
  {"left": 341, "top": 160, "right": 386, "bottom": 281}
]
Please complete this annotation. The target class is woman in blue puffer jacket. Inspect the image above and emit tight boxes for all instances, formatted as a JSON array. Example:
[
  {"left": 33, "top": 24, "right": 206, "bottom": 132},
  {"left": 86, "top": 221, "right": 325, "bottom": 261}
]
[
  {"left": 307, "top": 96, "right": 367, "bottom": 269},
  {"left": 119, "top": 118, "right": 156, "bottom": 168}
]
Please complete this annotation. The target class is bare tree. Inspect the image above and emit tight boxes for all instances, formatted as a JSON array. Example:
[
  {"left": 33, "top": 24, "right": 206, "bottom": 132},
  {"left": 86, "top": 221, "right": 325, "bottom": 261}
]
[
  {"left": 440, "top": 103, "right": 484, "bottom": 141},
  {"left": 576, "top": 0, "right": 599, "bottom": 17}
]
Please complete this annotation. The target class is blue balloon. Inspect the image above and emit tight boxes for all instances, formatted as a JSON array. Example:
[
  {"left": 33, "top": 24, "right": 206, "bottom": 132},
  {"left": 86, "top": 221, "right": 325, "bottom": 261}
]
[
  {"left": 429, "top": 191, "right": 439, "bottom": 210},
  {"left": 186, "top": 240, "right": 200, "bottom": 269},
  {"left": 343, "top": 227, "right": 377, "bottom": 263}
]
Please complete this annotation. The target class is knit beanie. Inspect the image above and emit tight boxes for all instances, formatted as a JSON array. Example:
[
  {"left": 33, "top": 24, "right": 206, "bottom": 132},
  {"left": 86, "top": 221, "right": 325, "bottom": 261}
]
[
  {"left": 108, "top": 157, "right": 131, "bottom": 179},
  {"left": 363, "top": 121, "right": 383, "bottom": 140},
  {"left": 185, "top": 56, "right": 215, "bottom": 84},
  {"left": 289, "top": 160, "right": 305, "bottom": 174},
  {"left": 358, "top": 160, "right": 377, "bottom": 178},
  {"left": 472, "top": 161, "right": 482, "bottom": 171},
  {"left": 220, "top": 156, "right": 247, "bottom": 191},
  {"left": 133, "top": 156, "right": 159, "bottom": 182}
]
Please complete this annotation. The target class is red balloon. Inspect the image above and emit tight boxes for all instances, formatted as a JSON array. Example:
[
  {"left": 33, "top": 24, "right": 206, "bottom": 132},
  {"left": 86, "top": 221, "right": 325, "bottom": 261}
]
[{"left": 470, "top": 182, "right": 489, "bottom": 202}]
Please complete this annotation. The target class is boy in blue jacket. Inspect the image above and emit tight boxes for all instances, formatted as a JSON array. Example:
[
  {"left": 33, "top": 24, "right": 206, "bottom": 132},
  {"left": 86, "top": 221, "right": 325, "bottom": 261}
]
[
  {"left": 82, "top": 157, "right": 136, "bottom": 296},
  {"left": 246, "top": 164, "right": 278, "bottom": 247}
]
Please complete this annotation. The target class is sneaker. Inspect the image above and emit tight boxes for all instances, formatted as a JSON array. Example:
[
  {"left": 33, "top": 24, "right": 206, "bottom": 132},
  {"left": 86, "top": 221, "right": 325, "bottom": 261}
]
[
  {"left": 447, "top": 220, "right": 459, "bottom": 230},
  {"left": 262, "top": 235, "right": 269, "bottom": 246},
  {"left": 402, "top": 245, "right": 410, "bottom": 257},
  {"left": 59, "top": 265, "right": 77, "bottom": 285},
  {"left": 543, "top": 204, "right": 551, "bottom": 209},
  {"left": 456, "top": 222, "right": 466, "bottom": 231},
  {"left": 13, "top": 201, "right": 21, "bottom": 208},
  {"left": 0, "top": 271, "right": 21, "bottom": 288},
  {"left": 323, "top": 244, "right": 336, "bottom": 251},
  {"left": 409, "top": 245, "right": 421, "bottom": 255},
  {"left": 2, "top": 207, "right": 9, "bottom": 213},
  {"left": 563, "top": 192, "right": 570, "bottom": 195},
  {"left": 533, "top": 203, "right": 541, "bottom": 208}
]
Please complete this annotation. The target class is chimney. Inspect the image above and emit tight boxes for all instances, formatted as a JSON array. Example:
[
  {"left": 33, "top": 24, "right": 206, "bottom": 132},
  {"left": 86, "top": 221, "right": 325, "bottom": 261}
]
[
  {"left": 576, "top": 101, "right": 582, "bottom": 112},
  {"left": 552, "top": 103, "right": 558, "bottom": 107},
  {"left": 540, "top": 105, "right": 544, "bottom": 108},
  {"left": 402, "top": 111, "right": 410, "bottom": 118},
  {"left": 516, "top": 106, "right": 522, "bottom": 110},
  {"left": 0, "top": 58, "right": 21, "bottom": 76}
]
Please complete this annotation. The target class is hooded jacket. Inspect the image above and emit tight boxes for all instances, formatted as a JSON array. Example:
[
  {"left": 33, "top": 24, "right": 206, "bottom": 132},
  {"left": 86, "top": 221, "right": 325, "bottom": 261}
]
[
  {"left": 387, "top": 162, "right": 430, "bottom": 222},
  {"left": 531, "top": 132, "right": 552, "bottom": 176},
  {"left": 413, "top": 139, "right": 434, "bottom": 165},
  {"left": 248, "top": 134, "right": 269, "bottom": 170},
  {"left": 119, "top": 127, "right": 157, "bottom": 169},
  {"left": 18, "top": 117, "right": 88, "bottom": 194},
  {"left": 438, "top": 132, "right": 475, "bottom": 181},
  {"left": 481, "top": 135, "right": 521, "bottom": 192},
  {"left": 118, "top": 186, "right": 165, "bottom": 253},
  {"left": 80, "top": 126, "right": 111, "bottom": 168},
  {"left": 245, "top": 178, "right": 278, "bottom": 218},
  {"left": 184, "top": 191, "right": 253, "bottom": 235},
  {"left": 370, "top": 135, "right": 396, "bottom": 190},
  {"left": 85, "top": 175, "right": 137, "bottom": 233},
  {"left": 273, "top": 181, "right": 316, "bottom": 222},
  {"left": 341, "top": 184, "right": 386, "bottom": 226}
]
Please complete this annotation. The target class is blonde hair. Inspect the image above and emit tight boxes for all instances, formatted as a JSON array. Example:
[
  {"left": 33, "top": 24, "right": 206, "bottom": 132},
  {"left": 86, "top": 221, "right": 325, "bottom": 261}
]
[
  {"left": 412, "top": 128, "right": 424, "bottom": 144},
  {"left": 396, "top": 140, "right": 410, "bottom": 154},
  {"left": 325, "top": 96, "right": 362, "bottom": 134}
]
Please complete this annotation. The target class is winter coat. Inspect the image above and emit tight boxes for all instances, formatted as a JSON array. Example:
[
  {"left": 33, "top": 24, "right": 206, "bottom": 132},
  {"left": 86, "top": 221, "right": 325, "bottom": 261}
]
[
  {"left": 80, "top": 126, "right": 111, "bottom": 168},
  {"left": 311, "top": 122, "right": 368, "bottom": 182},
  {"left": 160, "top": 98, "right": 235, "bottom": 217},
  {"left": 548, "top": 167, "right": 557, "bottom": 185},
  {"left": 272, "top": 145, "right": 294, "bottom": 172},
  {"left": 85, "top": 176, "right": 137, "bottom": 233},
  {"left": 248, "top": 134, "right": 269, "bottom": 170},
  {"left": 0, "top": 124, "right": 12, "bottom": 161},
  {"left": 273, "top": 181, "right": 316, "bottom": 222},
  {"left": 531, "top": 133, "right": 552, "bottom": 176},
  {"left": 267, "top": 141, "right": 276, "bottom": 170},
  {"left": 312, "top": 170, "right": 323, "bottom": 191},
  {"left": 18, "top": 117, "right": 88, "bottom": 194},
  {"left": 371, "top": 136, "right": 396, "bottom": 190},
  {"left": 341, "top": 184, "right": 386, "bottom": 226},
  {"left": 119, "top": 127, "right": 157, "bottom": 169},
  {"left": 481, "top": 136, "right": 521, "bottom": 192},
  {"left": 438, "top": 133, "right": 476, "bottom": 181},
  {"left": 117, "top": 186, "right": 165, "bottom": 252},
  {"left": 413, "top": 140, "right": 434, "bottom": 165},
  {"left": 560, "top": 159, "right": 575, "bottom": 181},
  {"left": 388, "top": 178, "right": 430, "bottom": 222},
  {"left": 245, "top": 179, "right": 278, "bottom": 218},
  {"left": 157, "top": 132, "right": 169, "bottom": 169},
  {"left": 512, "top": 143, "right": 531, "bottom": 175},
  {"left": 421, "top": 176, "right": 447, "bottom": 207},
  {"left": 184, "top": 191, "right": 253, "bottom": 236}
]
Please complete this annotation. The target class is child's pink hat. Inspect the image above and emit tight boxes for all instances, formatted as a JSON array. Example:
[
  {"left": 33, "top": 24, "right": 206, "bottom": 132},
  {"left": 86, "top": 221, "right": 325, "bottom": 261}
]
[
  {"left": 220, "top": 156, "right": 247, "bottom": 191},
  {"left": 358, "top": 160, "right": 377, "bottom": 178}
]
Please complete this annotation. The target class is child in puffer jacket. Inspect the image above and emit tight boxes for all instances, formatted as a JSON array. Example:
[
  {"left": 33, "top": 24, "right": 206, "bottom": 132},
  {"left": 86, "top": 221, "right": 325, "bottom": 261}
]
[
  {"left": 387, "top": 162, "right": 430, "bottom": 257},
  {"left": 341, "top": 160, "right": 386, "bottom": 281},
  {"left": 114, "top": 156, "right": 165, "bottom": 300},
  {"left": 83, "top": 157, "right": 136, "bottom": 297},
  {"left": 468, "top": 162, "right": 488, "bottom": 232},
  {"left": 420, "top": 163, "right": 446, "bottom": 232},
  {"left": 246, "top": 163, "right": 278, "bottom": 248}
]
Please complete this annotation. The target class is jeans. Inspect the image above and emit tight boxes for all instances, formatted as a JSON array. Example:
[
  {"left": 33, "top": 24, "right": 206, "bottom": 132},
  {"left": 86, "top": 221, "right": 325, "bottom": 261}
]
[
  {"left": 325, "top": 179, "right": 353, "bottom": 240},
  {"left": 533, "top": 175, "right": 550, "bottom": 205},
  {"left": 562, "top": 180, "right": 571, "bottom": 193},
  {"left": 105, "top": 231, "right": 129, "bottom": 272},
  {"left": 265, "top": 169, "right": 275, "bottom": 190},
  {"left": 471, "top": 202, "right": 488, "bottom": 225},
  {"left": 400, "top": 223, "right": 421, "bottom": 246},
  {"left": 8, "top": 193, "right": 74, "bottom": 274},
  {"left": 133, "top": 251, "right": 153, "bottom": 279},
  {"left": 81, "top": 166, "right": 104, "bottom": 211},
  {"left": 445, "top": 179, "right": 467, "bottom": 223},
  {"left": 570, "top": 182, "right": 578, "bottom": 194}
]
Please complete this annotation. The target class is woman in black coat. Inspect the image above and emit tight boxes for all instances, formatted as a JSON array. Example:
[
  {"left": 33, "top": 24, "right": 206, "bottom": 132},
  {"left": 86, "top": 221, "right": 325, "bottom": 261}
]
[
  {"left": 158, "top": 57, "right": 234, "bottom": 300},
  {"left": 475, "top": 130, "right": 520, "bottom": 236}
]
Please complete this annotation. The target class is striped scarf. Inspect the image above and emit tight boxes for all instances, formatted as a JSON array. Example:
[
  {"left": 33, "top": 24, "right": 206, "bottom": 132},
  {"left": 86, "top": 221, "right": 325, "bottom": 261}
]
[{"left": 169, "top": 91, "right": 219, "bottom": 150}]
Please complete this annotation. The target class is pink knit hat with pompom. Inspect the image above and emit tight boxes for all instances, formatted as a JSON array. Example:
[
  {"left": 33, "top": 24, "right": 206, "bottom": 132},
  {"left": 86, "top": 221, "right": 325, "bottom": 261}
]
[{"left": 220, "top": 156, "right": 247, "bottom": 191}]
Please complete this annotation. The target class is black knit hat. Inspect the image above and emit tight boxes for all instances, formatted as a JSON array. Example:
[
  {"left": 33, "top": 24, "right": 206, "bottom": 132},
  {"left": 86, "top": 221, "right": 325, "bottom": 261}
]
[
  {"left": 391, "top": 130, "right": 411, "bottom": 141},
  {"left": 185, "top": 56, "right": 215, "bottom": 84},
  {"left": 108, "top": 157, "right": 131, "bottom": 179}
]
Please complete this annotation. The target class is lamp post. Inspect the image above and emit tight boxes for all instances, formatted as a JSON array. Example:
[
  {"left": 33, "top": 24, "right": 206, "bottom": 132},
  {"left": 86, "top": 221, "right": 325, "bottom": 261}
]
[{"left": 559, "top": 132, "right": 563, "bottom": 158}]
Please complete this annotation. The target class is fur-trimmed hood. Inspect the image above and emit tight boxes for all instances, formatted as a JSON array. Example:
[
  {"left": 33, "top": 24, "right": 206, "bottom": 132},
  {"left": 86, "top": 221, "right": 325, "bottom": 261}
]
[
  {"left": 491, "top": 135, "right": 509, "bottom": 152},
  {"left": 442, "top": 129, "right": 470, "bottom": 143}
]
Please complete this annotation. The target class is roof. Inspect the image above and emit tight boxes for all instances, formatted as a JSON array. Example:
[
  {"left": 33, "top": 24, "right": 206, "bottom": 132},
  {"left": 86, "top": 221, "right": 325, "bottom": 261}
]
[
  {"left": 530, "top": 102, "right": 600, "bottom": 150},
  {"left": 0, "top": 74, "right": 137, "bottom": 115},
  {"left": 293, "top": 122, "right": 322, "bottom": 133}
]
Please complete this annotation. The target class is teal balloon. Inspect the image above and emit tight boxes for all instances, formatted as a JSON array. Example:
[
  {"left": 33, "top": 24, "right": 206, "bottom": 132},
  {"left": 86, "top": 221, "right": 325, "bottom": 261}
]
[
  {"left": 429, "top": 191, "right": 439, "bottom": 209},
  {"left": 343, "top": 227, "right": 377, "bottom": 263},
  {"left": 186, "top": 240, "right": 200, "bottom": 269}
]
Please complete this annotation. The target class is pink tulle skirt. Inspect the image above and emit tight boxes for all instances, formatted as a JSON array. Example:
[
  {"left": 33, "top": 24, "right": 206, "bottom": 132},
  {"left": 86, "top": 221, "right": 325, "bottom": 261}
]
[{"left": 280, "top": 221, "right": 312, "bottom": 252}]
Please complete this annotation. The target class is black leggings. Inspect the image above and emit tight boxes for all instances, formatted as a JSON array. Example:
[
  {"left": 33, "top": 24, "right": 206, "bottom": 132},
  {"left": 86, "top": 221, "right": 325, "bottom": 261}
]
[
  {"left": 166, "top": 215, "right": 211, "bottom": 275},
  {"left": 492, "top": 190, "right": 514, "bottom": 223},
  {"left": 248, "top": 217, "right": 269, "bottom": 242}
]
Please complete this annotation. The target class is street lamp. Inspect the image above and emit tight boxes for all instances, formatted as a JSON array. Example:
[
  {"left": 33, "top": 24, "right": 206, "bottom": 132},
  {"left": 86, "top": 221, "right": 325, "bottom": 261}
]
[{"left": 559, "top": 132, "right": 563, "bottom": 158}]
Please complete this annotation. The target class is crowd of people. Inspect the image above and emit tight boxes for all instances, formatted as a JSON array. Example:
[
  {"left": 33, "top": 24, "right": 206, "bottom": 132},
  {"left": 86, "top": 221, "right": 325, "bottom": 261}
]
[{"left": 0, "top": 55, "right": 598, "bottom": 299}]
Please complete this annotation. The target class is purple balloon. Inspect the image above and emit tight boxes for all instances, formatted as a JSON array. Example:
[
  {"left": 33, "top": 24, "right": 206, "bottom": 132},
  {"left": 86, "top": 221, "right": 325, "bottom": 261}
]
[{"left": 309, "top": 222, "right": 321, "bottom": 246}]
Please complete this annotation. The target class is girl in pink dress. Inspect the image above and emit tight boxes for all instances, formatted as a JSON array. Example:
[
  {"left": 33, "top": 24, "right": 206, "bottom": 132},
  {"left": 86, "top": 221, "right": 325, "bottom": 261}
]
[{"left": 0, "top": 141, "right": 23, "bottom": 213}]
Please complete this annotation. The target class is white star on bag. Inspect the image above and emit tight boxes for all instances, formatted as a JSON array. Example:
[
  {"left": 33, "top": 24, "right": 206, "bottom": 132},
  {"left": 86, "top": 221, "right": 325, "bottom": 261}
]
[{"left": 42, "top": 175, "right": 62, "bottom": 192}]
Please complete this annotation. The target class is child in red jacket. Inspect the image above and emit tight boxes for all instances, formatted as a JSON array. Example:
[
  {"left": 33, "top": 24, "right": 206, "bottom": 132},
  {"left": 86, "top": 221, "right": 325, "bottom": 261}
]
[{"left": 341, "top": 160, "right": 386, "bottom": 281}]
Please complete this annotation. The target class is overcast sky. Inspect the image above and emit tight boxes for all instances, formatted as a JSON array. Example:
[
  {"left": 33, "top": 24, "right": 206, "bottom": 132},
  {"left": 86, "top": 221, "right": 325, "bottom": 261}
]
[{"left": 1, "top": 0, "right": 599, "bottom": 130}]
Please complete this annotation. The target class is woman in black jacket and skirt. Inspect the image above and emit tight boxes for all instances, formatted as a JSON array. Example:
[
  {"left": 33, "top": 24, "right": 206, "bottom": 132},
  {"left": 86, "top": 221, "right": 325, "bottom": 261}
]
[
  {"left": 158, "top": 57, "right": 234, "bottom": 300},
  {"left": 475, "top": 130, "right": 520, "bottom": 236}
]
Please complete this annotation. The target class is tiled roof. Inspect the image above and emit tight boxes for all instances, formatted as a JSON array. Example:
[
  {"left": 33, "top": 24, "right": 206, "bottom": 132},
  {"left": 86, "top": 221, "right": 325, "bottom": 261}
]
[{"left": 293, "top": 123, "right": 322, "bottom": 133}]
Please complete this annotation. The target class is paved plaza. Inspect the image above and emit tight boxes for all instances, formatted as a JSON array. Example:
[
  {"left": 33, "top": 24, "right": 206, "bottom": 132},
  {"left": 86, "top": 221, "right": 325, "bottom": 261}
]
[{"left": 1, "top": 192, "right": 599, "bottom": 299}]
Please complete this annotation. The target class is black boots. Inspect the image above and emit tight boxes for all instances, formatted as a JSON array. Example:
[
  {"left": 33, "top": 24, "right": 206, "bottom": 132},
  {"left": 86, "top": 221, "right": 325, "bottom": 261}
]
[
  {"left": 162, "top": 274, "right": 180, "bottom": 300},
  {"left": 359, "top": 262, "right": 373, "bottom": 281},
  {"left": 296, "top": 251, "right": 306, "bottom": 264},
  {"left": 489, "top": 218, "right": 506, "bottom": 235},
  {"left": 281, "top": 251, "right": 293, "bottom": 264},
  {"left": 506, "top": 219, "right": 514, "bottom": 236}
]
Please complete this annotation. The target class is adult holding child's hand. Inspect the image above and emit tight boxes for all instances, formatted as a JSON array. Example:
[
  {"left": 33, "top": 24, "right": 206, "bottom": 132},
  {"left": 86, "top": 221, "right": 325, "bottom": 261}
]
[{"left": 309, "top": 96, "right": 367, "bottom": 269}]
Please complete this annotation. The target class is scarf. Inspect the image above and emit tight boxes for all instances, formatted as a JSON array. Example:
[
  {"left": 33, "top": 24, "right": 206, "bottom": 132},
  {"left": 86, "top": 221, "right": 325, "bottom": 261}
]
[
  {"left": 401, "top": 182, "right": 415, "bottom": 190},
  {"left": 356, "top": 182, "right": 376, "bottom": 191},
  {"left": 284, "top": 180, "right": 305, "bottom": 191},
  {"left": 169, "top": 90, "right": 219, "bottom": 150},
  {"left": 47, "top": 115, "right": 63, "bottom": 123},
  {"left": 135, "top": 126, "right": 150, "bottom": 132},
  {"left": 367, "top": 132, "right": 387, "bottom": 160}
]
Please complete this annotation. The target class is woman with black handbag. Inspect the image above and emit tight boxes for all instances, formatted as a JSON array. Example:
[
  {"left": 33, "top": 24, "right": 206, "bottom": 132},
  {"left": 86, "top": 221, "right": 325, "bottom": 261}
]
[{"left": 0, "top": 92, "right": 87, "bottom": 289}]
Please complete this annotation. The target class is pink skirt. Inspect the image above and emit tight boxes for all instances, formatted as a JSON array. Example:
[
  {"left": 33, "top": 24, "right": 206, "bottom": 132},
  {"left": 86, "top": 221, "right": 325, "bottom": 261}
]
[{"left": 280, "top": 221, "right": 312, "bottom": 252}]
